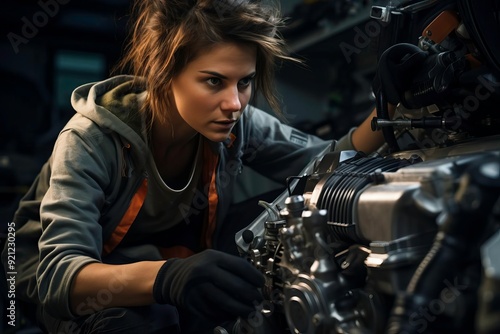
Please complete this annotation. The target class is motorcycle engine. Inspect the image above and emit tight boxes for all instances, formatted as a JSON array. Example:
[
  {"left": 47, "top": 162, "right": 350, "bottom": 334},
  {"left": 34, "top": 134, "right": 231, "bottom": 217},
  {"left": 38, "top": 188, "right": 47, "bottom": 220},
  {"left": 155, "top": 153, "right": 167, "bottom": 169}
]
[
  {"left": 233, "top": 141, "right": 499, "bottom": 334},
  {"left": 227, "top": 1, "right": 500, "bottom": 333}
]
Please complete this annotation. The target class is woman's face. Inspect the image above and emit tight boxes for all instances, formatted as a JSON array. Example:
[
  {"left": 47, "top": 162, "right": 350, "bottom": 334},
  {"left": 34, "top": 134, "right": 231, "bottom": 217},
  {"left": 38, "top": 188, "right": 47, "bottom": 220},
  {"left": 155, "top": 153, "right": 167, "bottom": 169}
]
[{"left": 170, "top": 42, "right": 257, "bottom": 142}]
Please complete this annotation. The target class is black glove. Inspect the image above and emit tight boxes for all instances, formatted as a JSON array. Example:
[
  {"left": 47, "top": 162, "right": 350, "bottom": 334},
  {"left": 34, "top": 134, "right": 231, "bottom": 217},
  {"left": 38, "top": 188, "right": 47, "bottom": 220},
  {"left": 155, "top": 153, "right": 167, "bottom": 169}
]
[
  {"left": 153, "top": 249, "right": 264, "bottom": 323},
  {"left": 372, "top": 43, "right": 429, "bottom": 106}
]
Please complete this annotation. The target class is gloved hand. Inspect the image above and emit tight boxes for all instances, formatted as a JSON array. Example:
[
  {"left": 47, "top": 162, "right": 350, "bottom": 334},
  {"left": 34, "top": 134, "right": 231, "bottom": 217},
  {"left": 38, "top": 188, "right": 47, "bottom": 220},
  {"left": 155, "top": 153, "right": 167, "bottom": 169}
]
[
  {"left": 153, "top": 249, "right": 264, "bottom": 323},
  {"left": 372, "top": 43, "right": 429, "bottom": 106}
]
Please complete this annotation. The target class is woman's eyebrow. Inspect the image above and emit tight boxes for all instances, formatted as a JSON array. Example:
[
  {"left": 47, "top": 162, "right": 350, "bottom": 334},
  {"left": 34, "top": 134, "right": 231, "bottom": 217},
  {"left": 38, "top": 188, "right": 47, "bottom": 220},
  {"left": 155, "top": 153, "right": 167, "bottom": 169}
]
[
  {"left": 199, "top": 70, "right": 256, "bottom": 79},
  {"left": 199, "top": 70, "right": 228, "bottom": 79}
]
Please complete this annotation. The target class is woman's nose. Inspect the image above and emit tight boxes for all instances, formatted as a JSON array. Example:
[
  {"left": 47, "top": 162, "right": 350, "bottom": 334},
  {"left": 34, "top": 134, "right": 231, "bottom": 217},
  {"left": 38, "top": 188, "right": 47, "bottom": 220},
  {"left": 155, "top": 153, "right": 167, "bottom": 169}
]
[{"left": 220, "top": 86, "right": 242, "bottom": 112}]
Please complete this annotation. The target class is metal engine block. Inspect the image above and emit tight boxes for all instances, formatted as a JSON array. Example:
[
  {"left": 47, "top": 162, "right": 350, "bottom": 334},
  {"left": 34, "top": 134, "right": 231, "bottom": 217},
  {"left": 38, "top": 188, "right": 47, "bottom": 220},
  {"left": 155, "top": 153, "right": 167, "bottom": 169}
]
[{"left": 234, "top": 137, "right": 500, "bottom": 334}]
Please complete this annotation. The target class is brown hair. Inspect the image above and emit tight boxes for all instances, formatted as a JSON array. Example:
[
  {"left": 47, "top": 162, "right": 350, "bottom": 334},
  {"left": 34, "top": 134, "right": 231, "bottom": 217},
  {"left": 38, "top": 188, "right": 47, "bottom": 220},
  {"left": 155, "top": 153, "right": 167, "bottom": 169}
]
[{"left": 115, "top": 0, "right": 294, "bottom": 125}]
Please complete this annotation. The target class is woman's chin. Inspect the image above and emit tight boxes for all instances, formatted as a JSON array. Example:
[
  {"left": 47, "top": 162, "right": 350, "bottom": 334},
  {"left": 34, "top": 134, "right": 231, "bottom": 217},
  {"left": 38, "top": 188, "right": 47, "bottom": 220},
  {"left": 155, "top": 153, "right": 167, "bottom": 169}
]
[{"left": 203, "top": 132, "right": 232, "bottom": 143}]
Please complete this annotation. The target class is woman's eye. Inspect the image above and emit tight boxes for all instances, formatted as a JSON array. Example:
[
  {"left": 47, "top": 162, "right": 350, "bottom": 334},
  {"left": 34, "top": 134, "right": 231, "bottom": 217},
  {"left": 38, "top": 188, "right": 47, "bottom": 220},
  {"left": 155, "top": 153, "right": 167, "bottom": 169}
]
[
  {"left": 207, "top": 78, "right": 221, "bottom": 86},
  {"left": 239, "top": 77, "right": 253, "bottom": 87}
]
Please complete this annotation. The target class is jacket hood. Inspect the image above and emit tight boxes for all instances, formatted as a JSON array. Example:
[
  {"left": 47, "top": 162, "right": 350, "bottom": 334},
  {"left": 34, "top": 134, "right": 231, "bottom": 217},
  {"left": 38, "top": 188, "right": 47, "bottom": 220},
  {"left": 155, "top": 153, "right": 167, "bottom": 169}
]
[{"left": 71, "top": 75, "right": 150, "bottom": 155}]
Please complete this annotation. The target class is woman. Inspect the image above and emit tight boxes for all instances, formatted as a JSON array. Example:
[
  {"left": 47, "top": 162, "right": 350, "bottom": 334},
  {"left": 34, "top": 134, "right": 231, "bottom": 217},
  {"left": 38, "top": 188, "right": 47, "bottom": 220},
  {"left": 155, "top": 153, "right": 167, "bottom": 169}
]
[{"left": 6, "top": 0, "right": 386, "bottom": 333}]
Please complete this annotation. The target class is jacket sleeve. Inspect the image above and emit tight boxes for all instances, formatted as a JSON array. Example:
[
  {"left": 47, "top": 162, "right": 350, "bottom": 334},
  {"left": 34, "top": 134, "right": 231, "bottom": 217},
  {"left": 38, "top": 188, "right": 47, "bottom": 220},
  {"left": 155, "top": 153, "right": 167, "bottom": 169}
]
[
  {"left": 239, "top": 107, "right": 356, "bottom": 183},
  {"left": 37, "top": 121, "right": 118, "bottom": 319}
]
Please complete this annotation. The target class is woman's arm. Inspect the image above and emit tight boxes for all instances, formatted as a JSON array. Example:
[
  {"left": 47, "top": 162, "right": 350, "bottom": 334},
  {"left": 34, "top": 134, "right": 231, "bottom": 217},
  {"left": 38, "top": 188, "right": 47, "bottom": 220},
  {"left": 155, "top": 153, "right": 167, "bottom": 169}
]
[
  {"left": 351, "top": 106, "right": 395, "bottom": 153},
  {"left": 70, "top": 261, "right": 165, "bottom": 315},
  {"left": 36, "top": 123, "right": 157, "bottom": 319}
]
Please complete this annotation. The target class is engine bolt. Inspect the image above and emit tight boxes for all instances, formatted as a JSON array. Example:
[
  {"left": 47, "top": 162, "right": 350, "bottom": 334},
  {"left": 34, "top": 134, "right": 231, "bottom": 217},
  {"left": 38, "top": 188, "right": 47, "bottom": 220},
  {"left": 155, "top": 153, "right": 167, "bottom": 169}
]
[{"left": 312, "top": 313, "right": 323, "bottom": 326}]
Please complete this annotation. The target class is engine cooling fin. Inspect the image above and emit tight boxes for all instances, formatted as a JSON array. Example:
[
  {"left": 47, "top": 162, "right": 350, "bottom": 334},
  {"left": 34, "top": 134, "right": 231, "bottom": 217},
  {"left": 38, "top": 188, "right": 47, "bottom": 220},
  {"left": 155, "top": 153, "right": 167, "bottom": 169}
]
[{"left": 317, "top": 156, "right": 412, "bottom": 244}]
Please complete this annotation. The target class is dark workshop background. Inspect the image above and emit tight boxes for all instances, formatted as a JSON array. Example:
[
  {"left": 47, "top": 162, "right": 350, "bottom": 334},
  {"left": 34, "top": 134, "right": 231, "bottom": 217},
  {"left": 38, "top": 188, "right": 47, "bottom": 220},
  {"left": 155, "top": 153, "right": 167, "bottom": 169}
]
[{"left": 0, "top": 0, "right": 381, "bottom": 237}]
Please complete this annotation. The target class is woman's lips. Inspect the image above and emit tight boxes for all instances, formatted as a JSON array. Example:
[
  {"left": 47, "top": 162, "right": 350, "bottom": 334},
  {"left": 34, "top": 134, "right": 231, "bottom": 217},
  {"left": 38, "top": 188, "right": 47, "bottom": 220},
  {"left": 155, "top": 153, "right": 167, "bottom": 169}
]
[{"left": 213, "top": 119, "right": 236, "bottom": 130}]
